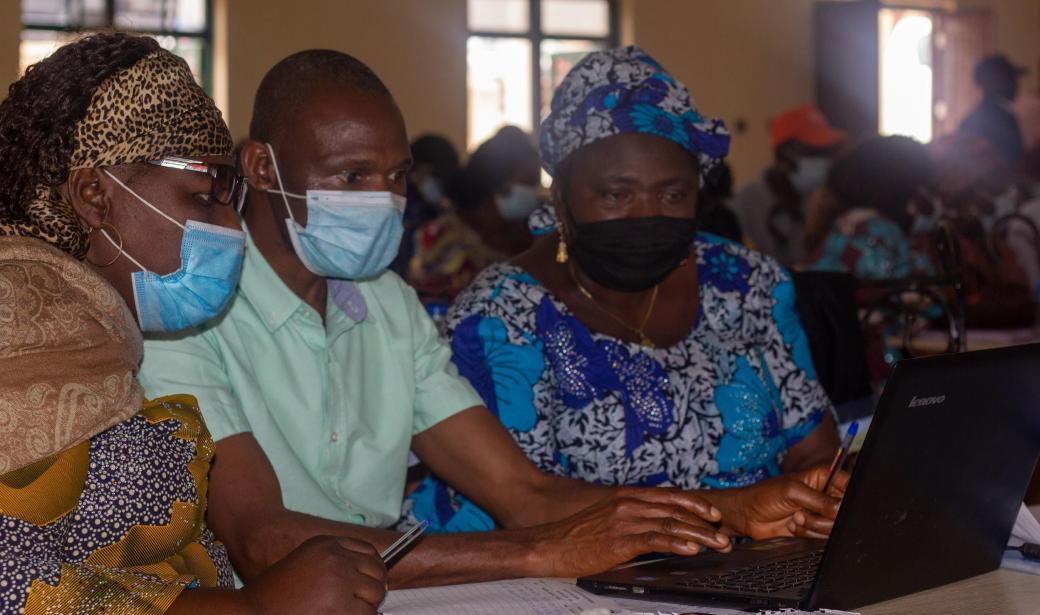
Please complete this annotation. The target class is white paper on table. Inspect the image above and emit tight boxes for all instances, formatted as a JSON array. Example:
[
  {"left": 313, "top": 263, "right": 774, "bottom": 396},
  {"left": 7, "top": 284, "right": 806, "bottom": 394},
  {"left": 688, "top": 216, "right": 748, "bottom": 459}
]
[
  {"left": 380, "top": 578, "right": 615, "bottom": 615},
  {"left": 380, "top": 579, "right": 863, "bottom": 615},
  {"left": 611, "top": 596, "right": 858, "bottom": 615},
  {"left": 1009, "top": 502, "right": 1040, "bottom": 547}
]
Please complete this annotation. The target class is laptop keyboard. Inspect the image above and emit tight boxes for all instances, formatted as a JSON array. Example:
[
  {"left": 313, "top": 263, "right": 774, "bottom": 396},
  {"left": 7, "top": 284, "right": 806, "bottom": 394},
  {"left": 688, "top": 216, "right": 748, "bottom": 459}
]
[{"left": 680, "top": 549, "right": 823, "bottom": 594}]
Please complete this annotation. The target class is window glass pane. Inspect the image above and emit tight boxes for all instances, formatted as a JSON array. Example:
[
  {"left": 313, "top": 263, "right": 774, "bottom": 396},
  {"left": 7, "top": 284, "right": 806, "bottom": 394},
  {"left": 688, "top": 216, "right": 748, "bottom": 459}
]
[
  {"left": 468, "top": 0, "right": 529, "bottom": 33},
  {"left": 155, "top": 35, "right": 205, "bottom": 84},
  {"left": 540, "top": 39, "right": 604, "bottom": 120},
  {"left": 21, "top": 30, "right": 206, "bottom": 87},
  {"left": 114, "top": 0, "right": 163, "bottom": 29},
  {"left": 19, "top": 29, "right": 78, "bottom": 74},
  {"left": 879, "top": 9, "right": 934, "bottom": 143},
  {"left": 114, "top": 0, "right": 205, "bottom": 32},
  {"left": 468, "top": 36, "right": 533, "bottom": 150},
  {"left": 22, "top": 0, "right": 107, "bottom": 27},
  {"left": 170, "top": 0, "right": 206, "bottom": 32},
  {"left": 541, "top": 0, "right": 609, "bottom": 37}
]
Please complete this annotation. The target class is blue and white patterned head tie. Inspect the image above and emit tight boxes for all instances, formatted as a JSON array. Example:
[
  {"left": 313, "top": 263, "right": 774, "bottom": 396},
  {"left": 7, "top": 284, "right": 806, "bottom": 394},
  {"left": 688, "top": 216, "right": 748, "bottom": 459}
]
[{"left": 539, "top": 45, "right": 730, "bottom": 182}]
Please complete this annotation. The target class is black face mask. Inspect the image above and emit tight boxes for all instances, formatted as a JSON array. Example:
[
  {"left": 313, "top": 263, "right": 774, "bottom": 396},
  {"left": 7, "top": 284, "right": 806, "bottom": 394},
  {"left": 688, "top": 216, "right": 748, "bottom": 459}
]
[{"left": 567, "top": 214, "right": 697, "bottom": 292}]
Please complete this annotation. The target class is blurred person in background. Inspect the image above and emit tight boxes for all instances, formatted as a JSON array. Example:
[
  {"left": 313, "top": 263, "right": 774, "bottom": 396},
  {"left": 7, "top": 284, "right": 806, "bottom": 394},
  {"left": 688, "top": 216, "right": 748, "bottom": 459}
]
[
  {"left": 930, "top": 133, "right": 1034, "bottom": 328},
  {"left": 803, "top": 135, "right": 935, "bottom": 280},
  {"left": 961, "top": 54, "right": 1027, "bottom": 167},
  {"left": 409, "top": 126, "right": 542, "bottom": 302},
  {"left": 732, "top": 104, "right": 846, "bottom": 266},
  {"left": 696, "top": 162, "right": 743, "bottom": 243},
  {"left": 390, "top": 134, "right": 460, "bottom": 276}
]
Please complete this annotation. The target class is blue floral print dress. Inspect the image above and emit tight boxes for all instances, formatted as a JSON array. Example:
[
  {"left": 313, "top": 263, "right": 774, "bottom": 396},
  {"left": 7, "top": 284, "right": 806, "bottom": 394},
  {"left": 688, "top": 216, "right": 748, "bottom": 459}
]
[{"left": 404, "top": 234, "right": 833, "bottom": 533}]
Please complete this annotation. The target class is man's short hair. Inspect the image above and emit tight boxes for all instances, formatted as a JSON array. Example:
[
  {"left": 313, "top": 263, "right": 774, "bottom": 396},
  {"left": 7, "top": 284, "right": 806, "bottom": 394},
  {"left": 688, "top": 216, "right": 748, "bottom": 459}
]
[{"left": 249, "top": 49, "right": 391, "bottom": 142}]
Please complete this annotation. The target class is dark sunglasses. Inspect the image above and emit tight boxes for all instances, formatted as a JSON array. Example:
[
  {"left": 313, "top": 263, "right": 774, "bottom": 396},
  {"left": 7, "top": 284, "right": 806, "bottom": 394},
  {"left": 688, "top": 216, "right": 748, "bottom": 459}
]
[{"left": 147, "top": 156, "right": 244, "bottom": 207}]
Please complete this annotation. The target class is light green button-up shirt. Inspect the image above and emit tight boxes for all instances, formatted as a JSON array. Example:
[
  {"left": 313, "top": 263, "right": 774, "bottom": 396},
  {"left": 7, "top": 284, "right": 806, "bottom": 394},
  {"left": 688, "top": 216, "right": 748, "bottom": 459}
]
[{"left": 138, "top": 229, "right": 481, "bottom": 528}]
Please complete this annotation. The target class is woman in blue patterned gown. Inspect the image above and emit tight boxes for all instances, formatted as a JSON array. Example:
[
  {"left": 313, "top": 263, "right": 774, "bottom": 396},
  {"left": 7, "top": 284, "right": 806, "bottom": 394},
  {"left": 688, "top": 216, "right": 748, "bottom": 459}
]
[{"left": 407, "top": 46, "right": 841, "bottom": 535}]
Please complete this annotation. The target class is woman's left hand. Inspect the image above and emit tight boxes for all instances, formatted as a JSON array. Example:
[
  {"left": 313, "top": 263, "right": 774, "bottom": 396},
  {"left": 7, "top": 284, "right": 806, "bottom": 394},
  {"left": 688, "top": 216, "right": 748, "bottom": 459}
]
[{"left": 707, "top": 466, "right": 850, "bottom": 540}]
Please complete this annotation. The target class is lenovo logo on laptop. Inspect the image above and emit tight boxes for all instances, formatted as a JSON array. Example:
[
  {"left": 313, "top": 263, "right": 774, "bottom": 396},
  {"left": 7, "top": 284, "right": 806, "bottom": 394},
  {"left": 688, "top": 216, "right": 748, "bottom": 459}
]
[{"left": 908, "top": 395, "right": 946, "bottom": 408}]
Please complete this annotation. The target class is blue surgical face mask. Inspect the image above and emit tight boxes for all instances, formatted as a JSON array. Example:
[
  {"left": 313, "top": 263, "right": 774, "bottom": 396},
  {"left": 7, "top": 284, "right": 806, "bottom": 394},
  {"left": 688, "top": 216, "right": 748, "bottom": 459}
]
[
  {"left": 265, "top": 144, "right": 405, "bottom": 280},
  {"left": 417, "top": 176, "right": 444, "bottom": 206},
  {"left": 100, "top": 170, "right": 246, "bottom": 333},
  {"left": 789, "top": 156, "right": 829, "bottom": 197},
  {"left": 495, "top": 184, "right": 542, "bottom": 221}
]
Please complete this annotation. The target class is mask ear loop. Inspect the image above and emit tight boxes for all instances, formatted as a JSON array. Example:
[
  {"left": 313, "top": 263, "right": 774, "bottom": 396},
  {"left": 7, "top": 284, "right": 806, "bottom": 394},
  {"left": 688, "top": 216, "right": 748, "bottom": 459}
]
[
  {"left": 264, "top": 143, "right": 304, "bottom": 224},
  {"left": 101, "top": 169, "right": 185, "bottom": 231},
  {"left": 93, "top": 169, "right": 176, "bottom": 272}
]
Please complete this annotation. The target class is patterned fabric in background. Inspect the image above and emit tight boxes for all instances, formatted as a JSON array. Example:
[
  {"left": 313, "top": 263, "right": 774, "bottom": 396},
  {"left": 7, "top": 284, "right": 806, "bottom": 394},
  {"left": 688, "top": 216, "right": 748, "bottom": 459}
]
[
  {"left": 538, "top": 45, "right": 730, "bottom": 181},
  {"left": 409, "top": 212, "right": 511, "bottom": 303},
  {"left": 404, "top": 234, "right": 832, "bottom": 532},
  {"left": 804, "top": 209, "right": 934, "bottom": 279}
]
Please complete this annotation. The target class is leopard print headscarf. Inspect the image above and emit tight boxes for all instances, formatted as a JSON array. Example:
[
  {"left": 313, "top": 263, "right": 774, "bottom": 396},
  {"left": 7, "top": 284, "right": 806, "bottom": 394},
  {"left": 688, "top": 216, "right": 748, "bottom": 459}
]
[{"left": 0, "top": 50, "right": 233, "bottom": 259}]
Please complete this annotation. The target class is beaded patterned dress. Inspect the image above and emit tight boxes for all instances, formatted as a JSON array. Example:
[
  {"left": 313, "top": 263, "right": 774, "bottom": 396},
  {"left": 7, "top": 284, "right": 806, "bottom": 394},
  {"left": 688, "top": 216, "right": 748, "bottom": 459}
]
[
  {"left": 0, "top": 396, "right": 233, "bottom": 614},
  {"left": 405, "top": 234, "right": 833, "bottom": 532}
]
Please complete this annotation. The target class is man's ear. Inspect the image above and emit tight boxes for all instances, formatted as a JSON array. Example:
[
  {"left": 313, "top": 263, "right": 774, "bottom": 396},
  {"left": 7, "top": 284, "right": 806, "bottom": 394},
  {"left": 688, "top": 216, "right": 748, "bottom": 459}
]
[
  {"left": 240, "top": 140, "right": 277, "bottom": 191},
  {"left": 66, "top": 168, "right": 110, "bottom": 231}
]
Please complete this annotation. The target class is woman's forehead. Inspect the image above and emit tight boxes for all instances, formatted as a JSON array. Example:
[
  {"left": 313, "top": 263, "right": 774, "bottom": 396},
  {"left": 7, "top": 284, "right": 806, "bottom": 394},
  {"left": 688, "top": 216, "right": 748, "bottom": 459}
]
[{"left": 571, "top": 134, "right": 698, "bottom": 180}]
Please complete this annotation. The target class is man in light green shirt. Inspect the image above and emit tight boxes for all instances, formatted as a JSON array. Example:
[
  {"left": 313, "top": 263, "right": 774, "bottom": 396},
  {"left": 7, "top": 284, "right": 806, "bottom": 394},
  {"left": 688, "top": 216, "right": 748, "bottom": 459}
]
[
  {"left": 141, "top": 226, "right": 475, "bottom": 528},
  {"left": 140, "top": 50, "right": 843, "bottom": 589}
]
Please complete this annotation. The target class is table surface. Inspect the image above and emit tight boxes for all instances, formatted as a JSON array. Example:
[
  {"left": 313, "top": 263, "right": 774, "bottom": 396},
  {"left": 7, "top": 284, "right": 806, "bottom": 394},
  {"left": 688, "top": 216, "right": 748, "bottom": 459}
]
[{"left": 858, "top": 569, "right": 1040, "bottom": 614}]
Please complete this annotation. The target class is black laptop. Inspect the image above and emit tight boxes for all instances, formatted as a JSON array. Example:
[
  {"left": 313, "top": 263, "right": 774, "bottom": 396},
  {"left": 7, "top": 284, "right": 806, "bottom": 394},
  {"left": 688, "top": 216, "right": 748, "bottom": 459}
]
[{"left": 578, "top": 344, "right": 1040, "bottom": 611}]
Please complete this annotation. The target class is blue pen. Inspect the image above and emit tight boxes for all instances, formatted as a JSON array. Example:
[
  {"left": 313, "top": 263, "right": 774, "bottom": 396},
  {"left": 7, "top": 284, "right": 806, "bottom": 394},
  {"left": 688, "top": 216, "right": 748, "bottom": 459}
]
[{"left": 822, "top": 421, "right": 858, "bottom": 494}]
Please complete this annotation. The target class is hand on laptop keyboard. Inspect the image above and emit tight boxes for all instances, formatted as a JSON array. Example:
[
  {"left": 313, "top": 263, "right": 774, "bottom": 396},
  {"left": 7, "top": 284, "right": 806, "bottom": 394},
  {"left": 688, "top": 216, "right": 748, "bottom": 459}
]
[
  {"left": 705, "top": 466, "right": 848, "bottom": 540},
  {"left": 527, "top": 487, "right": 733, "bottom": 578}
]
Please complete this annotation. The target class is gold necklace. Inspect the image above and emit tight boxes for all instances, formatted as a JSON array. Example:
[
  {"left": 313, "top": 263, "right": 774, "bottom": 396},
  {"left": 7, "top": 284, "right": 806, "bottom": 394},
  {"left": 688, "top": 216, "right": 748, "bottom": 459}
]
[{"left": 569, "top": 263, "right": 660, "bottom": 348}]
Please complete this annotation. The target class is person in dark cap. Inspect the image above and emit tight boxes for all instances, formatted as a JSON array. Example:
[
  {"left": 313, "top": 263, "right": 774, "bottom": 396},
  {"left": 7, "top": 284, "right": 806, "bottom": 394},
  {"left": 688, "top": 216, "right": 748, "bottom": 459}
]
[{"left": 961, "top": 54, "right": 1027, "bottom": 165}]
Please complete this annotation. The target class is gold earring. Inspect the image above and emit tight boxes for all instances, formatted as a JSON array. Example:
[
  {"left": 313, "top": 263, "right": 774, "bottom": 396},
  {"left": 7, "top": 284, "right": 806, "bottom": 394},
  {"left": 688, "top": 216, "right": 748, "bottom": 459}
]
[
  {"left": 86, "top": 221, "right": 122, "bottom": 268},
  {"left": 556, "top": 236, "right": 569, "bottom": 264}
]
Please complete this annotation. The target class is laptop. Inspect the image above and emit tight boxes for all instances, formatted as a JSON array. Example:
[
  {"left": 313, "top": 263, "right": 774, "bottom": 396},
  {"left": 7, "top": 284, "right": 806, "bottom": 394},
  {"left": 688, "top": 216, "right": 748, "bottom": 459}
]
[{"left": 578, "top": 344, "right": 1040, "bottom": 611}]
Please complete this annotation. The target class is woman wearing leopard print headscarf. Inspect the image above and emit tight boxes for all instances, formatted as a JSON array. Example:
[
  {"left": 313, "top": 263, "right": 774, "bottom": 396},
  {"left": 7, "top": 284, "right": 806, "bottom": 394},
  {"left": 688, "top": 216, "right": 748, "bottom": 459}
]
[{"left": 0, "top": 34, "right": 385, "bottom": 614}]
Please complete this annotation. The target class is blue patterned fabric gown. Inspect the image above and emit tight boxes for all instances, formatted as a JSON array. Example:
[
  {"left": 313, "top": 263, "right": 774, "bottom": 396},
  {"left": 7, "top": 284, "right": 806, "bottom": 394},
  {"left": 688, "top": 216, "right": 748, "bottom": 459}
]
[{"left": 403, "top": 234, "right": 833, "bottom": 532}]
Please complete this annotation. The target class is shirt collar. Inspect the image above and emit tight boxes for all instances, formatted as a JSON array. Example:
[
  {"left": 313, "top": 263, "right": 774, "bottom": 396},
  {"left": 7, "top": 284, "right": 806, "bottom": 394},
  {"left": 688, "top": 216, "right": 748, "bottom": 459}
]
[{"left": 239, "top": 225, "right": 371, "bottom": 333}]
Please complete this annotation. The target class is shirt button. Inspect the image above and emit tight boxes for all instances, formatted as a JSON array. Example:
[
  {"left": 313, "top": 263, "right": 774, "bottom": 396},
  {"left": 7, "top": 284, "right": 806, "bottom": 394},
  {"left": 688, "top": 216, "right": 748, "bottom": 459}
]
[{"left": 330, "top": 431, "right": 339, "bottom": 443}]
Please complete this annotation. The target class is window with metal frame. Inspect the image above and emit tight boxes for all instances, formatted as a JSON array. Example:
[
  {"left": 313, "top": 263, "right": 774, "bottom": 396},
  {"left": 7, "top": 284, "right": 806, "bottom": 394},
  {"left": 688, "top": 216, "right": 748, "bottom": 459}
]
[
  {"left": 20, "top": 0, "right": 212, "bottom": 91},
  {"left": 467, "top": 0, "right": 617, "bottom": 150}
]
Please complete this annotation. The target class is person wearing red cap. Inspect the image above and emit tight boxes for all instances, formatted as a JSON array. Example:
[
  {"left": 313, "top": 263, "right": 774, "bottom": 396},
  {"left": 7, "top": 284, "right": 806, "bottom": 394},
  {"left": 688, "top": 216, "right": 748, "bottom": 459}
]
[{"left": 732, "top": 104, "right": 846, "bottom": 266}]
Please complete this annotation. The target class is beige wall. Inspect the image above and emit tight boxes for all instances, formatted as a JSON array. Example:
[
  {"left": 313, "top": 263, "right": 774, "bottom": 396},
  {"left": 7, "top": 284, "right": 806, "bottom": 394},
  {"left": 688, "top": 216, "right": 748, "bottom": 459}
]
[
  {"left": 0, "top": 0, "right": 1037, "bottom": 185},
  {"left": 620, "top": 0, "right": 1040, "bottom": 187},
  {"left": 0, "top": 0, "right": 467, "bottom": 151},
  {"left": 620, "top": 0, "right": 817, "bottom": 187},
  {"left": 218, "top": 0, "right": 467, "bottom": 150},
  {"left": 960, "top": 0, "right": 1040, "bottom": 94},
  {"left": 0, "top": 1, "right": 18, "bottom": 90}
]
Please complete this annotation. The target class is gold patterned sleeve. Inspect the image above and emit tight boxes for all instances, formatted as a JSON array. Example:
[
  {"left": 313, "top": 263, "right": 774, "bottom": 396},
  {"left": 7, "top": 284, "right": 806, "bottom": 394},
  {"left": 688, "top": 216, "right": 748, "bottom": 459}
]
[{"left": 0, "top": 395, "right": 235, "bottom": 614}]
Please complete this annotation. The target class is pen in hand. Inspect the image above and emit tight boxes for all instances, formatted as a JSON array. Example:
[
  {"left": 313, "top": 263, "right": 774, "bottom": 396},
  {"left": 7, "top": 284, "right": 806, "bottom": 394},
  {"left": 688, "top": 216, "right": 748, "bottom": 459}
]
[
  {"left": 822, "top": 421, "right": 858, "bottom": 495},
  {"left": 381, "top": 520, "right": 428, "bottom": 568}
]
